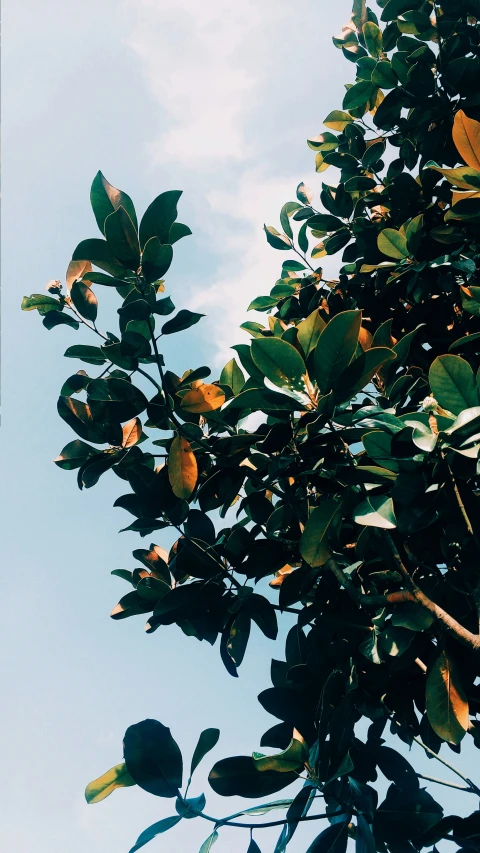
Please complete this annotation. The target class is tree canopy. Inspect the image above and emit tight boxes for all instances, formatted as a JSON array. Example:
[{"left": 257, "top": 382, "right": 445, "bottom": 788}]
[{"left": 23, "top": 1, "right": 480, "bottom": 851}]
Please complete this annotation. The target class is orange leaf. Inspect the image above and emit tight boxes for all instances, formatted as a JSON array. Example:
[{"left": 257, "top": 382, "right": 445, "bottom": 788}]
[
  {"left": 168, "top": 435, "right": 198, "bottom": 500},
  {"left": 122, "top": 417, "right": 142, "bottom": 448},
  {"left": 425, "top": 650, "right": 469, "bottom": 745},
  {"left": 180, "top": 384, "right": 225, "bottom": 414},
  {"left": 453, "top": 110, "right": 480, "bottom": 170}
]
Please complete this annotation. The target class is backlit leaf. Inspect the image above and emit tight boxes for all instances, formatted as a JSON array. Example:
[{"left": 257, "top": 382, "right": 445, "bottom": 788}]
[
  {"left": 377, "top": 229, "right": 409, "bottom": 259},
  {"left": 452, "top": 110, "right": 480, "bottom": 171},
  {"left": 180, "top": 385, "right": 225, "bottom": 413},
  {"left": 426, "top": 650, "right": 469, "bottom": 745},
  {"left": 168, "top": 435, "right": 198, "bottom": 500},
  {"left": 85, "top": 762, "right": 136, "bottom": 804}
]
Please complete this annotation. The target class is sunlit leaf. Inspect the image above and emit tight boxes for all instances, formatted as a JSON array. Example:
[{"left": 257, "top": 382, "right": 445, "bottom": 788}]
[
  {"left": 452, "top": 110, "right": 480, "bottom": 170},
  {"left": 168, "top": 435, "right": 198, "bottom": 500},
  {"left": 85, "top": 762, "right": 136, "bottom": 804}
]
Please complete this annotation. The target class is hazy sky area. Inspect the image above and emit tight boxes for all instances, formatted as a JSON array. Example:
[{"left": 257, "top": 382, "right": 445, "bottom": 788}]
[{"left": 3, "top": 1, "right": 480, "bottom": 852}]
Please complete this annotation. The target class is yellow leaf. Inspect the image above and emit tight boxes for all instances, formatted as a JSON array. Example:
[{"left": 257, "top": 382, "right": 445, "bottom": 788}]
[
  {"left": 122, "top": 417, "right": 142, "bottom": 448},
  {"left": 453, "top": 110, "right": 480, "bottom": 170},
  {"left": 425, "top": 650, "right": 469, "bottom": 745},
  {"left": 168, "top": 435, "right": 198, "bottom": 499},
  {"left": 85, "top": 762, "right": 136, "bottom": 804},
  {"left": 180, "top": 384, "right": 225, "bottom": 414}
]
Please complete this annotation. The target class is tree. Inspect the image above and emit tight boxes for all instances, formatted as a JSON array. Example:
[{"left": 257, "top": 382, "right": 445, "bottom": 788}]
[{"left": 22, "top": 1, "right": 480, "bottom": 851}]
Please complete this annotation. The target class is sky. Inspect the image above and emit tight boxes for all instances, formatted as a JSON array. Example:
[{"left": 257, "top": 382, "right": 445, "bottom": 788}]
[{"left": 2, "top": 1, "right": 479, "bottom": 852}]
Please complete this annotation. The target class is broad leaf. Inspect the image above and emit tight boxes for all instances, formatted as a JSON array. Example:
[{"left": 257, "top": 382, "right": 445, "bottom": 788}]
[
  {"left": 123, "top": 719, "right": 183, "bottom": 797},
  {"left": 90, "top": 171, "right": 138, "bottom": 234},
  {"left": 426, "top": 650, "right": 469, "bottom": 745},
  {"left": 128, "top": 815, "right": 182, "bottom": 853},
  {"left": 180, "top": 385, "right": 225, "bottom": 413},
  {"left": 168, "top": 435, "right": 198, "bottom": 500},
  {"left": 190, "top": 728, "right": 221, "bottom": 777},
  {"left": 453, "top": 110, "right": 480, "bottom": 170},
  {"left": 313, "top": 310, "right": 362, "bottom": 393},
  {"left": 429, "top": 355, "right": 478, "bottom": 415},
  {"left": 300, "top": 499, "right": 343, "bottom": 567},
  {"left": 251, "top": 337, "right": 306, "bottom": 391},
  {"left": 85, "top": 762, "right": 136, "bottom": 804}
]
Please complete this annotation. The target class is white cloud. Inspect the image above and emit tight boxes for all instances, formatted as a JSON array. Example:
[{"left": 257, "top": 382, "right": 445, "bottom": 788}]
[
  {"left": 188, "top": 170, "right": 300, "bottom": 365},
  {"left": 127, "top": 0, "right": 279, "bottom": 167},
  {"left": 126, "top": 0, "right": 347, "bottom": 364}
]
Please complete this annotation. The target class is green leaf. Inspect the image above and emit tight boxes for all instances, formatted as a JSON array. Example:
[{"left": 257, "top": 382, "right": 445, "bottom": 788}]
[
  {"left": 128, "top": 815, "right": 182, "bottom": 853},
  {"left": 208, "top": 755, "right": 297, "bottom": 798},
  {"left": 362, "top": 138, "right": 387, "bottom": 168},
  {"left": 142, "top": 238, "right": 173, "bottom": 284},
  {"left": 280, "top": 202, "right": 302, "bottom": 239},
  {"left": 225, "top": 610, "right": 250, "bottom": 667},
  {"left": 162, "top": 309, "right": 204, "bottom": 335},
  {"left": 199, "top": 831, "right": 219, "bottom": 853},
  {"left": 253, "top": 735, "right": 308, "bottom": 773},
  {"left": 57, "top": 396, "right": 107, "bottom": 444},
  {"left": 220, "top": 359, "right": 245, "bottom": 395},
  {"left": 90, "top": 171, "right": 138, "bottom": 234},
  {"left": 190, "top": 728, "right": 221, "bottom": 777},
  {"left": 54, "top": 439, "right": 95, "bottom": 470},
  {"left": 70, "top": 281, "right": 98, "bottom": 322},
  {"left": 429, "top": 355, "right": 478, "bottom": 415},
  {"left": 153, "top": 296, "right": 175, "bottom": 316},
  {"left": 251, "top": 337, "right": 306, "bottom": 391},
  {"left": 377, "top": 228, "right": 409, "bottom": 259},
  {"left": 247, "top": 296, "right": 279, "bottom": 312},
  {"left": 87, "top": 377, "right": 148, "bottom": 421},
  {"left": 300, "top": 499, "right": 343, "bottom": 567},
  {"left": 353, "top": 495, "right": 396, "bottom": 529},
  {"left": 343, "top": 81, "right": 375, "bottom": 110},
  {"left": 42, "top": 311, "right": 80, "bottom": 331},
  {"left": 139, "top": 190, "right": 182, "bottom": 248},
  {"left": 323, "top": 111, "right": 353, "bottom": 131},
  {"left": 264, "top": 225, "right": 292, "bottom": 250},
  {"left": 176, "top": 793, "right": 206, "bottom": 818},
  {"left": 313, "top": 310, "right": 361, "bottom": 393},
  {"left": 372, "top": 60, "right": 397, "bottom": 89},
  {"left": 307, "top": 214, "right": 344, "bottom": 231},
  {"left": 72, "top": 238, "right": 129, "bottom": 278},
  {"left": 64, "top": 344, "right": 107, "bottom": 365},
  {"left": 296, "top": 310, "right": 326, "bottom": 358},
  {"left": 169, "top": 222, "right": 192, "bottom": 244},
  {"left": 21, "top": 294, "right": 62, "bottom": 314},
  {"left": 363, "top": 22, "right": 383, "bottom": 57},
  {"left": 123, "top": 719, "right": 183, "bottom": 797},
  {"left": 104, "top": 206, "right": 140, "bottom": 271},
  {"left": 85, "top": 762, "right": 136, "bottom": 804},
  {"left": 306, "top": 821, "right": 349, "bottom": 853},
  {"left": 336, "top": 346, "right": 396, "bottom": 401}
]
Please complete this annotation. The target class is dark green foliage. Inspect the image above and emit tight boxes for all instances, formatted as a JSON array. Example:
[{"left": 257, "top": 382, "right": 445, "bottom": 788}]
[{"left": 23, "top": 2, "right": 480, "bottom": 851}]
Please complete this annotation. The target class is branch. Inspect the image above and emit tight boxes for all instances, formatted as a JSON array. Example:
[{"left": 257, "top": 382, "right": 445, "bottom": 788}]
[
  {"left": 176, "top": 793, "right": 346, "bottom": 830},
  {"left": 384, "top": 534, "right": 480, "bottom": 653}
]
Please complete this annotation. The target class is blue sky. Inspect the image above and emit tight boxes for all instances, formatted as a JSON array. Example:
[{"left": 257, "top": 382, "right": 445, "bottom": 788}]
[{"left": 3, "top": 1, "right": 479, "bottom": 852}]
